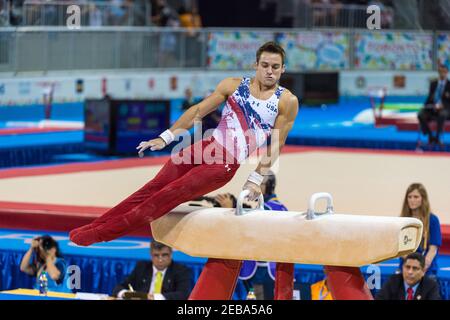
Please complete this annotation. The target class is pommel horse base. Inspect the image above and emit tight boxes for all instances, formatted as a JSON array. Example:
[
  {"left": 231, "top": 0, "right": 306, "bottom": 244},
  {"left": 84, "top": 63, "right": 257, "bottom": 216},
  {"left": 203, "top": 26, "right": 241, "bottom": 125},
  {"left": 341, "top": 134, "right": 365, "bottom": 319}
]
[{"left": 151, "top": 192, "right": 423, "bottom": 300}]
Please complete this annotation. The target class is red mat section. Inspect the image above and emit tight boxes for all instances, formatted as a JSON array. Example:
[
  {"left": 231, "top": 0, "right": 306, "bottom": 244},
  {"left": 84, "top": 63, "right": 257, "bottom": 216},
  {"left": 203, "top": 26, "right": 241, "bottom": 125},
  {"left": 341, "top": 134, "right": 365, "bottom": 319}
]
[
  {"left": 376, "top": 117, "right": 450, "bottom": 132},
  {"left": 442, "top": 225, "right": 450, "bottom": 255},
  {"left": 0, "top": 201, "right": 152, "bottom": 238},
  {"left": 0, "top": 127, "right": 80, "bottom": 135}
]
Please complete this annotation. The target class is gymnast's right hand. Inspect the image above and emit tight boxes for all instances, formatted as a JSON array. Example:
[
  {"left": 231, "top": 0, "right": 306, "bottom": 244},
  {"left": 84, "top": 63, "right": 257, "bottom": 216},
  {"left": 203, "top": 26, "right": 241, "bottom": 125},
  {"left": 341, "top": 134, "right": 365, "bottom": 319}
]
[{"left": 137, "top": 138, "right": 166, "bottom": 157}]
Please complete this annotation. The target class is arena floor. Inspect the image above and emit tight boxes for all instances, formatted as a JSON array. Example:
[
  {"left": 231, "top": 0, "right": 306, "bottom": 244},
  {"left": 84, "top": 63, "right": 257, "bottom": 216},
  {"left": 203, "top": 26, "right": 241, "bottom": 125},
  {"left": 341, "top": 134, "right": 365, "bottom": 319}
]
[{"left": 0, "top": 145, "right": 449, "bottom": 224}]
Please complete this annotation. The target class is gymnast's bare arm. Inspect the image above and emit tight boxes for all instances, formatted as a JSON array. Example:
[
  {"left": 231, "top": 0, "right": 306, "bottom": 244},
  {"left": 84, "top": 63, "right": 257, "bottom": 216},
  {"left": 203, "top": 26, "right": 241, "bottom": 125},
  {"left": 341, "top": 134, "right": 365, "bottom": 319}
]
[
  {"left": 244, "top": 89, "right": 299, "bottom": 200},
  {"left": 137, "top": 78, "right": 241, "bottom": 155}
]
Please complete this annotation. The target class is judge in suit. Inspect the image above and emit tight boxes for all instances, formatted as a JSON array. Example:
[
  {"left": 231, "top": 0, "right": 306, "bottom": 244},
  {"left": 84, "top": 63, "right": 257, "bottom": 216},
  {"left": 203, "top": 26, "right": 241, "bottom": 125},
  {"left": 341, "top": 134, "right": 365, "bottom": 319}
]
[
  {"left": 376, "top": 252, "right": 441, "bottom": 300},
  {"left": 418, "top": 64, "right": 450, "bottom": 144},
  {"left": 112, "top": 241, "right": 192, "bottom": 300}
]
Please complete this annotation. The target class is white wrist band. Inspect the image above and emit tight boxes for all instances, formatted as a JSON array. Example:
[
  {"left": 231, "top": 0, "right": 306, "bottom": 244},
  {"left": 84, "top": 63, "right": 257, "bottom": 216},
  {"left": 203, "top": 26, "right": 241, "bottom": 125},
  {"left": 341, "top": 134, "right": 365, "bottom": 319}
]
[
  {"left": 159, "top": 129, "right": 175, "bottom": 145},
  {"left": 247, "top": 171, "right": 264, "bottom": 186}
]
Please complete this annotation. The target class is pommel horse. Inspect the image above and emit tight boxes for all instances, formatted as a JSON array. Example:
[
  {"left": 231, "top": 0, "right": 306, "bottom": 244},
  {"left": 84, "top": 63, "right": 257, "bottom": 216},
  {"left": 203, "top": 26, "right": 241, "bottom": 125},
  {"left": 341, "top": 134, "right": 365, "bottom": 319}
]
[{"left": 151, "top": 192, "right": 423, "bottom": 300}]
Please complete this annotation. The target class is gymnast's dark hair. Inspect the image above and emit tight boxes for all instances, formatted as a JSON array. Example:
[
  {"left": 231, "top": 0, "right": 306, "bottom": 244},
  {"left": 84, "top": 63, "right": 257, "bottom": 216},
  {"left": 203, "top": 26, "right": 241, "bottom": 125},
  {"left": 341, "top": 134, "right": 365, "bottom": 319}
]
[
  {"left": 404, "top": 252, "right": 425, "bottom": 269},
  {"left": 40, "top": 235, "right": 62, "bottom": 257},
  {"left": 33, "top": 235, "right": 62, "bottom": 268},
  {"left": 151, "top": 241, "right": 172, "bottom": 251},
  {"left": 256, "top": 41, "right": 286, "bottom": 65}
]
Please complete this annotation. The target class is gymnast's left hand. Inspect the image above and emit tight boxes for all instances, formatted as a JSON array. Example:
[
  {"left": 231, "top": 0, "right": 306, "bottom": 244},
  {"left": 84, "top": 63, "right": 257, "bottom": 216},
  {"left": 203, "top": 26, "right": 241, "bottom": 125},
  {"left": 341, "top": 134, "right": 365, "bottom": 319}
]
[
  {"left": 137, "top": 138, "right": 166, "bottom": 157},
  {"left": 242, "top": 180, "right": 262, "bottom": 202}
]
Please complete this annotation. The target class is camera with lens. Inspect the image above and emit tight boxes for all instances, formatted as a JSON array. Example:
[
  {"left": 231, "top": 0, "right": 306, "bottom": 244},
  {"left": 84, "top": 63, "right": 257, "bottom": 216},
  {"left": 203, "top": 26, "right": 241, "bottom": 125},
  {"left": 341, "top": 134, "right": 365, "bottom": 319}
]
[{"left": 33, "top": 235, "right": 56, "bottom": 261}]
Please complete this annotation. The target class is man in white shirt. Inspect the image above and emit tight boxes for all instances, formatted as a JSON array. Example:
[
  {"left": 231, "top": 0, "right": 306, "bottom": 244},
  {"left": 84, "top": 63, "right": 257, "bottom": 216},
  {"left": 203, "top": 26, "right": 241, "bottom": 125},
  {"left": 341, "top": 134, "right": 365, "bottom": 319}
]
[
  {"left": 112, "top": 241, "right": 192, "bottom": 300},
  {"left": 418, "top": 64, "right": 450, "bottom": 145}
]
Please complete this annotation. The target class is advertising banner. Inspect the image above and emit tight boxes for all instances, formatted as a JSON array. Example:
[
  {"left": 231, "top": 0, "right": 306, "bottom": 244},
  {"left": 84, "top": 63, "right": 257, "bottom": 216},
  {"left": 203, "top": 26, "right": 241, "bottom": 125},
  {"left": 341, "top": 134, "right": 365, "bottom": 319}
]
[
  {"left": 275, "top": 31, "right": 349, "bottom": 70},
  {"left": 354, "top": 32, "right": 433, "bottom": 70}
]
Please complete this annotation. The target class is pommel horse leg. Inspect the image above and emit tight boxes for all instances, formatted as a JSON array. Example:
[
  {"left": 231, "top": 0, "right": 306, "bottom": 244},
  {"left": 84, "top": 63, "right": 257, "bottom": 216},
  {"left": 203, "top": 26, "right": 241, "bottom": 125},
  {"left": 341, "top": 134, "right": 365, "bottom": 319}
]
[
  {"left": 274, "top": 263, "right": 294, "bottom": 300},
  {"left": 189, "top": 259, "right": 295, "bottom": 300},
  {"left": 324, "top": 266, "right": 373, "bottom": 300},
  {"left": 189, "top": 258, "right": 242, "bottom": 300}
]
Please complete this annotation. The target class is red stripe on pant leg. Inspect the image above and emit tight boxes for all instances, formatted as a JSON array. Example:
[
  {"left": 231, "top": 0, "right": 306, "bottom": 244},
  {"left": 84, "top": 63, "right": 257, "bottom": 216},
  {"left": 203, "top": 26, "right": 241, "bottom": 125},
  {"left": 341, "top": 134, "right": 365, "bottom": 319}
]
[
  {"left": 70, "top": 158, "right": 193, "bottom": 239},
  {"left": 274, "top": 263, "right": 294, "bottom": 300},
  {"left": 324, "top": 266, "right": 373, "bottom": 300},
  {"left": 90, "top": 158, "right": 193, "bottom": 226},
  {"left": 81, "top": 162, "right": 239, "bottom": 243},
  {"left": 189, "top": 259, "right": 242, "bottom": 300},
  {"left": 70, "top": 140, "right": 239, "bottom": 246},
  {"left": 90, "top": 138, "right": 204, "bottom": 227}
]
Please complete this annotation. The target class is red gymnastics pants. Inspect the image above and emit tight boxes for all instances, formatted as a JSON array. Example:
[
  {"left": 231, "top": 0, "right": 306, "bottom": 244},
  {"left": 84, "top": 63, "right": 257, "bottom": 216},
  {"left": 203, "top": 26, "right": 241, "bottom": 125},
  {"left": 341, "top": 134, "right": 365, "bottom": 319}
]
[{"left": 69, "top": 138, "right": 240, "bottom": 246}]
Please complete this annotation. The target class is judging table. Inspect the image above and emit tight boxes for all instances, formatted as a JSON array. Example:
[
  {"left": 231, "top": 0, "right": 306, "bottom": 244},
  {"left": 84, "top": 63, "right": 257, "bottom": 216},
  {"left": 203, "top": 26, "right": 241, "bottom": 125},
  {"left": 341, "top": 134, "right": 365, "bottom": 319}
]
[
  {"left": 0, "top": 289, "right": 76, "bottom": 300},
  {"left": 0, "top": 289, "right": 112, "bottom": 300}
]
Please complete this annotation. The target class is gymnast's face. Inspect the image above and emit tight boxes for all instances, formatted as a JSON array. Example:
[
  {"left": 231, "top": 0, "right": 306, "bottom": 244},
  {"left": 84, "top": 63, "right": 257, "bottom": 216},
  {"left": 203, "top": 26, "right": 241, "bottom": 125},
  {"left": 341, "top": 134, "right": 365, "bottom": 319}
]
[
  {"left": 151, "top": 247, "right": 172, "bottom": 271},
  {"left": 402, "top": 259, "right": 424, "bottom": 287},
  {"left": 255, "top": 52, "right": 285, "bottom": 88},
  {"left": 407, "top": 189, "right": 422, "bottom": 211}
]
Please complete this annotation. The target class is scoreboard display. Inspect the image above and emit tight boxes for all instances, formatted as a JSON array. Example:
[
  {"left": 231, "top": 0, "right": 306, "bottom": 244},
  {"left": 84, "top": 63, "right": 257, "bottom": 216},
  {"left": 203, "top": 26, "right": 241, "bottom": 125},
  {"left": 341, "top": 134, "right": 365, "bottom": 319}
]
[
  {"left": 84, "top": 99, "right": 170, "bottom": 154},
  {"left": 84, "top": 98, "right": 111, "bottom": 152}
]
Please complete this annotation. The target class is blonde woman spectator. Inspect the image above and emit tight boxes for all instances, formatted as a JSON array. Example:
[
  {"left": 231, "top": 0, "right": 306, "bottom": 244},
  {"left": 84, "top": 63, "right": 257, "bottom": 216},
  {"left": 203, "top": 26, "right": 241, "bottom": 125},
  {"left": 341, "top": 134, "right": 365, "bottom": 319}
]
[{"left": 399, "top": 183, "right": 442, "bottom": 277}]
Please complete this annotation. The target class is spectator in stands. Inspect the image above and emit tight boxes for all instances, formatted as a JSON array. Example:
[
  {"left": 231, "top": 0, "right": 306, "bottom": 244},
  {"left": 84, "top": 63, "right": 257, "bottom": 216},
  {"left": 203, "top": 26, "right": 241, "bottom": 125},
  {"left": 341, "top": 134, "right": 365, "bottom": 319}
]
[
  {"left": 112, "top": 241, "right": 192, "bottom": 300},
  {"left": 114, "top": 0, "right": 145, "bottom": 26},
  {"left": 109, "top": 0, "right": 127, "bottom": 25},
  {"left": 151, "top": 0, "right": 180, "bottom": 66},
  {"left": 261, "top": 170, "right": 288, "bottom": 212},
  {"left": 128, "top": 0, "right": 148, "bottom": 26},
  {"left": 418, "top": 64, "right": 450, "bottom": 145},
  {"left": 310, "top": 0, "right": 329, "bottom": 26},
  {"left": 178, "top": 1, "right": 203, "bottom": 66},
  {"left": 88, "top": 2, "right": 103, "bottom": 26},
  {"left": 8, "top": 0, "right": 23, "bottom": 26},
  {"left": 376, "top": 252, "right": 441, "bottom": 300},
  {"left": 0, "top": 0, "right": 8, "bottom": 26},
  {"left": 178, "top": 2, "right": 202, "bottom": 34},
  {"left": 375, "top": 0, "right": 394, "bottom": 28},
  {"left": 19, "top": 235, "right": 71, "bottom": 293},
  {"left": 42, "top": 1, "right": 58, "bottom": 26},
  {"left": 399, "top": 183, "right": 442, "bottom": 277},
  {"left": 151, "top": 0, "right": 179, "bottom": 27},
  {"left": 327, "top": 0, "right": 343, "bottom": 27},
  {"left": 181, "top": 87, "right": 196, "bottom": 111}
]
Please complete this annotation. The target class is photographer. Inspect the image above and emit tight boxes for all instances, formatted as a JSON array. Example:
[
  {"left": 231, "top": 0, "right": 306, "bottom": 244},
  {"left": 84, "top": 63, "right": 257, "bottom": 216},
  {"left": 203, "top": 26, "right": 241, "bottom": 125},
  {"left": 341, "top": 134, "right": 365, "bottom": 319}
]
[{"left": 20, "top": 235, "right": 71, "bottom": 293}]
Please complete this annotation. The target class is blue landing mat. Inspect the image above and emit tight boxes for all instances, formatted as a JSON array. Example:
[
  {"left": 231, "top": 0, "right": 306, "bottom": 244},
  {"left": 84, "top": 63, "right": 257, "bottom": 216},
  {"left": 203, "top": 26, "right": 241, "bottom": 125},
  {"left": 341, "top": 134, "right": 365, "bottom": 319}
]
[{"left": 1, "top": 228, "right": 449, "bottom": 299}]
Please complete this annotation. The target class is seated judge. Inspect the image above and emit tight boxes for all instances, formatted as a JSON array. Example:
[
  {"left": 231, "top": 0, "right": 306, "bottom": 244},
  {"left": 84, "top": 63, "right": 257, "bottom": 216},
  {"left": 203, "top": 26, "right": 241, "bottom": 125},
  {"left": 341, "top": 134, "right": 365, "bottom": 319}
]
[
  {"left": 418, "top": 64, "right": 450, "bottom": 145},
  {"left": 112, "top": 241, "right": 192, "bottom": 300},
  {"left": 376, "top": 252, "right": 441, "bottom": 300}
]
